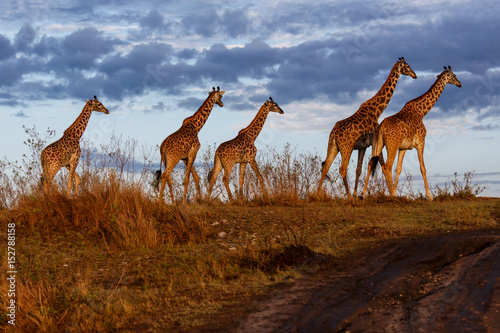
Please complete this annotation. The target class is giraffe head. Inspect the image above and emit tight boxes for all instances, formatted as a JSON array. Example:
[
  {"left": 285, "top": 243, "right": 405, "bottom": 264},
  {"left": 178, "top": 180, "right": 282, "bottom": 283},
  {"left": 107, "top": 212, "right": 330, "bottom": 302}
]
[
  {"left": 210, "top": 86, "right": 225, "bottom": 107},
  {"left": 266, "top": 97, "right": 284, "bottom": 114},
  {"left": 87, "top": 96, "right": 109, "bottom": 114},
  {"left": 396, "top": 57, "right": 417, "bottom": 79},
  {"left": 439, "top": 66, "right": 462, "bottom": 88}
]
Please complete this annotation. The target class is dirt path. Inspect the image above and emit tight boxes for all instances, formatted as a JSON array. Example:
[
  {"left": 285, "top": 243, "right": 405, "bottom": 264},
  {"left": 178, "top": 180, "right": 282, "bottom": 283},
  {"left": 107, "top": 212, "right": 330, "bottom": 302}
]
[{"left": 217, "top": 230, "right": 500, "bottom": 332}]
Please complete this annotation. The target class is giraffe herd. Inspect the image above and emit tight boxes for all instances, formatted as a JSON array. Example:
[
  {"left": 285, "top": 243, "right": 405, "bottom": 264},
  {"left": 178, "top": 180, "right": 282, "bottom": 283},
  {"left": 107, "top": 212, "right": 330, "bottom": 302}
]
[{"left": 40, "top": 58, "right": 462, "bottom": 203}]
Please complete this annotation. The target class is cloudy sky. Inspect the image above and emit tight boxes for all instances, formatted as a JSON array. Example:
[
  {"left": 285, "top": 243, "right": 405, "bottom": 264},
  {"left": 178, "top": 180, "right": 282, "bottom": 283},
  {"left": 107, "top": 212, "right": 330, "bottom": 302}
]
[{"left": 1, "top": 0, "right": 499, "bottom": 196}]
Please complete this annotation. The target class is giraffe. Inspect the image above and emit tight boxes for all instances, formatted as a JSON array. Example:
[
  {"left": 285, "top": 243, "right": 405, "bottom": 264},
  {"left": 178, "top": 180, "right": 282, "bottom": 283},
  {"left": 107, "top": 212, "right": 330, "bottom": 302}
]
[
  {"left": 207, "top": 97, "right": 284, "bottom": 201},
  {"left": 362, "top": 66, "right": 462, "bottom": 200},
  {"left": 41, "top": 96, "right": 109, "bottom": 196},
  {"left": 157, "top": 87, "right": 225, "bottom": 204},
  {"left": 317, "top": 57, "right": 417, "bottom": 197}
]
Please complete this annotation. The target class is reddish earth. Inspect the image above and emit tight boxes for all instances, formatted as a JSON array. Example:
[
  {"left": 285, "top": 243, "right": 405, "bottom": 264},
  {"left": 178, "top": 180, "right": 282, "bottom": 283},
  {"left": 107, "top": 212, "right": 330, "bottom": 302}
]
[{"left": 192, "top": 230, "right": 500, "bottom": 332}]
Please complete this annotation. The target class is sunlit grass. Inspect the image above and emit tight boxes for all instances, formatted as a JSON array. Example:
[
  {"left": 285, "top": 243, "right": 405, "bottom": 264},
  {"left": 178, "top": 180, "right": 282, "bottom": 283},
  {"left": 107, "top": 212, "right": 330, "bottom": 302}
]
[{"left": 0, "top": 127, "right": 497, "bottom": 332}]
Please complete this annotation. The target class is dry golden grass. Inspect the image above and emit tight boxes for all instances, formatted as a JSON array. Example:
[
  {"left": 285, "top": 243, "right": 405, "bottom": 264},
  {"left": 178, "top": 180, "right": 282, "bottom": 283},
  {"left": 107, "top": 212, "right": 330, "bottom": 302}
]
[
  {"left": 1, "top": 189, "right": 499, "bottom": 332},
  {"left": 0, "top": 129, "right": 497, "bottom": 332}
]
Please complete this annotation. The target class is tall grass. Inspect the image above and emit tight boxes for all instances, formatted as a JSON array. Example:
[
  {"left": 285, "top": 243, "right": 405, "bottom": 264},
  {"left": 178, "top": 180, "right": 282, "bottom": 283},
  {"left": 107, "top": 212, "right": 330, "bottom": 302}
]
[
  {"left": 1, "top": 127, "right": 209, "bottom": 249},
  {"left": 0, "top": 126, "right": 486, "bottom": 209},
  {"left": 0, "top": 127, "right": 493, "bottom": 332}
]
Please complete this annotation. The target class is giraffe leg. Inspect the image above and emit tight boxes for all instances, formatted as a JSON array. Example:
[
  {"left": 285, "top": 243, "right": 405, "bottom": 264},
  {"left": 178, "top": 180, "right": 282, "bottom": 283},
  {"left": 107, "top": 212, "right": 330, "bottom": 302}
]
[
  {"left": 65, "top": 164, "right": 80, "bottom": 197},
  {"left": 182, "top": 145, "right": 200, "bottom": 203},
  {"left": 67, "top": 153, "right": 80, "bottom": 197},
  {"left": 339, "top": 149, "right": 354, "bottom": 197},
  {"left": 43, "top": 169, "right": 57, "bottom": 194},
  {"left": 158, "top": 171, "right": 167, "bottom": 200},
  {"left": 74, "top": 172, "right": 81, "bottom": 195},
  {"left": 362, "top": 132, "right": 384, "bottom": 197},
  {"left": 159, "top": 156, "right": 177, "bottom": 204},
  {"left": 238, "top": 162, "right": 247, "bottom": 199},
  {"left": 207, "top": 154, "right": 223, "bottom": 200},
  {"left": 394, "top": 149, "right": 407, "bottom": 191},
  {"left": 416, "top": 144, "right": 433, "bottom": 200},
  {"left": 183, "top": 159, "right": 195, "bottom": 204},
  {"left": 362, "top": 158, "right": 374, "bottom": 197},
  {"left": 42, "top": 159, "right": 55, "bottom": 194},
  {"left": 165, "top": 173, "right": 175, "bottom": 204},
  {"left": 66, "top": 167, "right": 74, "bottom": 197},
  {"left": 222, "top": 163, "right": 235, "bottom": 202},
  {"left": 381, "top": 148, "right": 397, "bottom": 196},
  {"left": 249, "top": 158, "right": 267, "bottom": 198},
  {"left": 188, "top": 165, "right": 201, "bottom": 201},
  {"left": 187, "top": 161, "right": 201, "bottom": 199},
  {"left": 353, "top": 148, "right": 366, "bottom": 197},
  {"left": 158, "top": 159, "right": 167, "bottom": 201},
  {"left": 318, "top": 133, "right": 339, "bottom": 191}
]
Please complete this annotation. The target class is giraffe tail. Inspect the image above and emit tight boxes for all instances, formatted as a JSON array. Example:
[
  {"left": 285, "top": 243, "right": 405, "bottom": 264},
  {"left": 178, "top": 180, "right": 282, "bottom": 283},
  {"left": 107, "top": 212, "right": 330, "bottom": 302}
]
[
  {"left": 321, "top": 161, "right": 332, "bottom": 182},
  {"left": 369, "top": 127, "right": 382, "bottom": 176},
  {"left": 153, "top": 159, "right": 163, "bottom": 190},
  {"left": 370, "top": 156, "right": 379, "bottom": 176},
  {"left": 207, "top": 169, "right": 214, "bottom": 184}
]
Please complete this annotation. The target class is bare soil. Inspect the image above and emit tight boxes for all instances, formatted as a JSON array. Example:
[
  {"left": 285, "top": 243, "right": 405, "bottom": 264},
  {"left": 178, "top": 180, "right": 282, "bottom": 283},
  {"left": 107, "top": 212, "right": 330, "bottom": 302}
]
[{"left": 191, "top": 230, "right": 500, "bottom": 332}]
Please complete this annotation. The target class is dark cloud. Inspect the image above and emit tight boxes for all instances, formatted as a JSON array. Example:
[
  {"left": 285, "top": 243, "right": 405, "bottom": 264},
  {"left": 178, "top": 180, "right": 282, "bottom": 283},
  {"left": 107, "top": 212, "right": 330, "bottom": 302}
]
[
  {"left": 139, "top": 9, "right": 165, "bottom": 30},
  {"left": 146, "top": 101, "right": 167, "bottom": 112},
  {"left": 229, "top": 101, "right": 255, "bottom": 112},
  {"left": 471, "top": 123, "right": 500, "bottom": 131},
  {"left": 177, "top": 48, "right": 198, "bottom": 60},
  {"left": 0, "top": 34, "right": 15, "bottom": 60},
  {"left": 220, "top": 9, "right": 250, "bottom": 38},
  {"left": 0, "top": 0, "right": 499, "bottom": 125},
  {"left": 187, "top": 40, "right": 283, "bottom": 86},
  {"left": 177, "top": 97, "right": 205, "bottom": 111},
  {"left": 11, "top": 110, "right": 28, "bottom": 118},
  {"left": 100, "top": 42, "right": 173, "bottom": 75},
  {"left": 32, "top": 35, "right": 59, "bottom": 57},
  {"left": 14, "top": 23, "right": 36, "bottom": 51},
  {"left": 176, "top": 8, "right": 251, "bottom": 38},
  {"left": 62, "top": 28, "right": 116, "bottom": 55},
  {"left": 180, "top": 9, "right": 220, "bottom": 37},
  {"left": 0, "top": 56, "right": 39, "bottom": 87}
]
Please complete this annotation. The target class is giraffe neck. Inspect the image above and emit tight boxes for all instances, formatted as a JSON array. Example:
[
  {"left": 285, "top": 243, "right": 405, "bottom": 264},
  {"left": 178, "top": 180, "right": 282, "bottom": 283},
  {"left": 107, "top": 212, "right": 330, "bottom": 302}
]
[
  {"left": 238, "top": 104, "right": 271, "bottom": 141},
  {"left": 182, "top": 92, "right": 217, "bottom": 132},
  {"left": 63, "top": 102, "right": 92, "bottom": 141},
  {"left": 359, "top": 62, "right": 401, "bottom": 119},
  {"left": 409, "top": 72, "right": 447, "bottom": 118}
]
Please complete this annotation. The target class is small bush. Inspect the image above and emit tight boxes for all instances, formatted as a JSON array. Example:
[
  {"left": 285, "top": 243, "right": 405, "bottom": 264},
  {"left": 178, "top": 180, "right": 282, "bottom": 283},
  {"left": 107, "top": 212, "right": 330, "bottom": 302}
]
[{"left": 434, "top": 171, "right": 486, "bottom": 201}]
